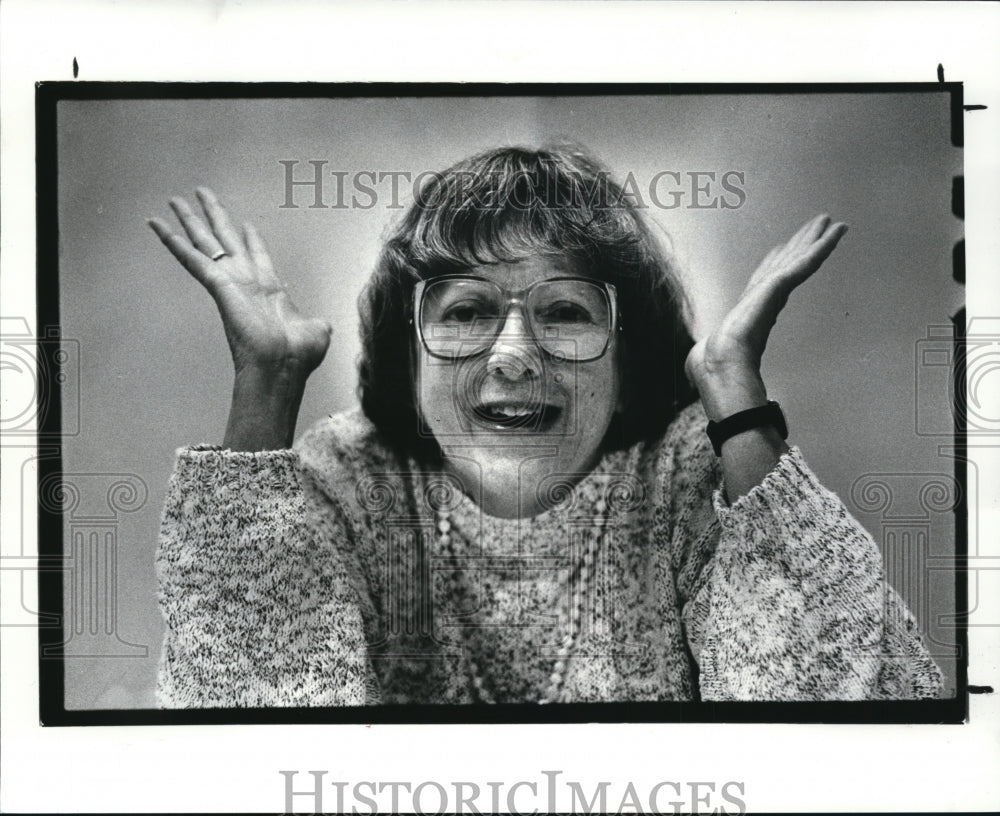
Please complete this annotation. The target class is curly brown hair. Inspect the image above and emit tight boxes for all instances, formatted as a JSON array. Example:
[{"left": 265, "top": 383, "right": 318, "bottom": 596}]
[{"left": 357, "top": 144, "right": 696, "bottom": 461}]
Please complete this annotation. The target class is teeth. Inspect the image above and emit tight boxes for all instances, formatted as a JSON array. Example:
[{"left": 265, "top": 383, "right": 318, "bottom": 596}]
[
  {"left": 497, "top": 406, "right": 530, "bottom": 418},
  {"left": 484, "top": 404, "right": 536, "bottom": 418}
]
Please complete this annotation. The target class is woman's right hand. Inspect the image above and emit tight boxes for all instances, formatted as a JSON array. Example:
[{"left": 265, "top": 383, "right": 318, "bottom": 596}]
[
  {"left": 149, "top": 187, "right": 331, "bottom": 450},
  {"left": 149, "top": 187, "right": 331, "bottom": 376}
]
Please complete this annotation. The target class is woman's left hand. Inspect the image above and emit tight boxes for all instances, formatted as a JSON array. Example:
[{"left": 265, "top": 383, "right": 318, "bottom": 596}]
[{"left": 685, "top": 214, "right": 848, "bottom": 421}]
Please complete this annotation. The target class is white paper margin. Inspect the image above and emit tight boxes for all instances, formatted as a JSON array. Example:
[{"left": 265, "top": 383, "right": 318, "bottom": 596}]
[{"left": 2, "top": 1, "right": 998, "bottom": 813}]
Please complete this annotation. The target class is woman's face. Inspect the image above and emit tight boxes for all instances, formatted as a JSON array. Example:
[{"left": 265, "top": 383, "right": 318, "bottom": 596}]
[{"left": 415, "top": 255, "right": 623, "bottom": 518}]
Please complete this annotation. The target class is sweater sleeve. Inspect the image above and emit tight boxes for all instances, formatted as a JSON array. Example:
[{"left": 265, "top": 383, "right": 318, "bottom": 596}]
[
  {"left": 155, "top": 446, "right": 374, "bottom": 707},
  {"left": 672, "top": 441, "right": 944, "bottom": 701}
]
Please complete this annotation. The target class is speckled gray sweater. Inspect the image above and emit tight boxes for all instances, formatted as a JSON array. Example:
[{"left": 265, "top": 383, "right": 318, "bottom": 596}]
[{"left": 156, "top": 402, "right": 943, "bottom": 706}]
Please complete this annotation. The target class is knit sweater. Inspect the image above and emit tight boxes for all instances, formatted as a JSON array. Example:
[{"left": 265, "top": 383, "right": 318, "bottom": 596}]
[{"left": 155, "top": 402, "right": 944, "bottom": 706}]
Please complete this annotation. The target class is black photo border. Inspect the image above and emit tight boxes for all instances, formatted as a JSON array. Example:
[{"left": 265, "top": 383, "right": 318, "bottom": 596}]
[{"left": 36, "top": 80, "right": 968, "bottom": 726}]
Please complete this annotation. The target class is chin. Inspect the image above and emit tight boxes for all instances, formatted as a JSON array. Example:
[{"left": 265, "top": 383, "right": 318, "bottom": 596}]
[{"left": 443, "top": 434, "right": 602, "bottom": 516}]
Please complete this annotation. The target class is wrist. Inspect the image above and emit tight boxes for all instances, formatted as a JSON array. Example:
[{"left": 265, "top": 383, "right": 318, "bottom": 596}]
[
  {"left": 235, "top": 352, "right": 314, "bottom": 382},
  {"left": 225, "top": 364, "right": 309, "bottom": 451},
  {"left": 706, "top": 400, "right": 789, "bottom": 458},
  {"left": 694, "top": 367, "right": 768, "bottom": 422},
  {"left": 234, "top": 360, "right": 310, "bottom": 393}
]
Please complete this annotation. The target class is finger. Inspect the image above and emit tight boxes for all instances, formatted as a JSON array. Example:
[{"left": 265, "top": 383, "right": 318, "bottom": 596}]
[
  {"left": 745, "top": 245, "right": 783, "bottom": 290},
  {"left": 763, "top": 245, "right": 782, "bottom": 264},
  {"left": 778, "top": 213, "right": 830, "bottom": 263},
  {"left": 770, "top": 216, "right": 845, "bottom": 285},
  {"left": 148, "top": 217, "right": 221, "bottom": 291},
  {"left": 800, "top": 220, "right": 848, "bottom": 273},
  {"left": 168, "top": 196, "right": 226, "bottom": 258},
  {"left": 770, "top": 221, "right": 848, "bottom": 294},
  {"left": 796, "top": 213, "right": 831, "bottom": 249},
  {"left": 721, "top": 273, "right": 791, "bottom": 349},
  {"left": 196, "top": 187, "right": 245, "bottom": 257},
  {"left": 747, "top": 216, "right": 827, "bottom": 290},
  {"left": 242, "top": 221, "right": 280, "bottom": 285},
  {"left": 730, "top": 221, "right": 847, "bottom": 341},
  {"left": 755, "top": 221, "right": 847, "bottom": 304}
]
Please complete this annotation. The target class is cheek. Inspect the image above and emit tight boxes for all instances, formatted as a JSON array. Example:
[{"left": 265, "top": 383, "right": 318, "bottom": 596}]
[
  {"left": 414, "top": 353, "right": 453, "bottom": 425},
  {"left": 571, "top": 360, "right": 621, "bottom": 423},
  {"left": 613, "top": 340, "right": 627, "bottom": 413}
]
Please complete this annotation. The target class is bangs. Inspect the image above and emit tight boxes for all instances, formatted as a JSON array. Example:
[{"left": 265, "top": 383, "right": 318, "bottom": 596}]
[{"left": 402, "top": 146, "right": 653, "bottom": 278}]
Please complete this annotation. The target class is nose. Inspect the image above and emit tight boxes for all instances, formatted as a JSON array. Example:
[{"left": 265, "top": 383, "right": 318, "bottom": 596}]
[{"left": 485, "top": 307, "right": 540, "bottom": 380}]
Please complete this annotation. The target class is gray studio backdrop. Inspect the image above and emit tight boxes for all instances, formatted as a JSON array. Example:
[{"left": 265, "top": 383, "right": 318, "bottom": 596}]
[{"left": 56, "top": 93, "right": 962, "bottom": 708}]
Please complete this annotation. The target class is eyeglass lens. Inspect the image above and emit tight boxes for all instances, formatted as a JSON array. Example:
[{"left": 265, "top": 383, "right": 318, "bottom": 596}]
[{"left": 420, "top": 278, "right": 613, "bottom": 361}]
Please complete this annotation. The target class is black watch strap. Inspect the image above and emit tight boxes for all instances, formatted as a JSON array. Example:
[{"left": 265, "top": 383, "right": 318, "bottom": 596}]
[{"left": 705, "top": 400, "right": 788, "bottom": 456}]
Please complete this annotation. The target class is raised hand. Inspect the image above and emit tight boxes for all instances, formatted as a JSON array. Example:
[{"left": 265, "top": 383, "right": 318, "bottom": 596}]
[
  {"left": 148, "top": 187, "right": 331, "bottom": 377},
  {"left": 683, "top": 214, "right": 847, "bottom": 498},
  {"left": 684, "top": 214, "right": 848, "bottom": 421},
  {"left": 148, "top": 188, "right": 331, "bottom": 450}
]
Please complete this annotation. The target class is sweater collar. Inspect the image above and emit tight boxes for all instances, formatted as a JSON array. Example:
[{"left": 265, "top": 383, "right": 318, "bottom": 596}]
[{"left": 424, "top": 446, "right": 633, "bottom": 557}]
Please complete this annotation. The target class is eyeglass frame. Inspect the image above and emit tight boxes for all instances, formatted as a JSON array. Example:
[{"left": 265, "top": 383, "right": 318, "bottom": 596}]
[{"left": 412, "top": 274, "right": 622, "bottom": 363}]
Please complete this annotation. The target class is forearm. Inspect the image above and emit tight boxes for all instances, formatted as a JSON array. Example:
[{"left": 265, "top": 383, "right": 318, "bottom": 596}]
[
  {"left": 669, "top": 434, "right": 944, "bottom": 701},
  {"left": 156, "top": 444, "right": 371, "bottom": 707},
  {"left": 696, "top": 370, "right": 788, "bottom": 502},
  {"left": 223, "top": 363, "right": 309, "bottom": 451},
  {"left": 689, "top": 447, "right": 882, "bottom": 700}
]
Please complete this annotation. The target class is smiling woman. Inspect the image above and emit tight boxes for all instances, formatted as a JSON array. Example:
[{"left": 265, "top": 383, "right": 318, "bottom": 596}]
[
  {"left": 414, "top": 259, "right": 625, "bottom": 519},
  {"left": 150, "top": 143, "right": 943, "bottom": 706}
]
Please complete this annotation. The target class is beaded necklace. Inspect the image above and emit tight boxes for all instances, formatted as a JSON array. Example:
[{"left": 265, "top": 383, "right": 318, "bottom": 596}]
[{"left": 434, "top": 475, "right": 611, "bottom": 704}]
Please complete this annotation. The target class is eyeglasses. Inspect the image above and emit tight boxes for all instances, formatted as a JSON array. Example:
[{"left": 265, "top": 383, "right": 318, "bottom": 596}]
[{"left": 414, "top": 275, "right": 619, "bottom": 362}]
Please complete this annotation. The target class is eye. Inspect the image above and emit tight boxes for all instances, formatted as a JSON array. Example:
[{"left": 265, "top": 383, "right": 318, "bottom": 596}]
[
  {"left": 441, "top": 300, "right": 495, "bottom": 323},
  {"left": 536, "top": 301, "right": 592, "bottom": 323}
]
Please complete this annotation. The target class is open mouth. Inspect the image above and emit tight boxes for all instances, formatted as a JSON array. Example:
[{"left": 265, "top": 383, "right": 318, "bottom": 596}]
[{"left": 472, "top": 401, "right": 562, "bottom": 431}]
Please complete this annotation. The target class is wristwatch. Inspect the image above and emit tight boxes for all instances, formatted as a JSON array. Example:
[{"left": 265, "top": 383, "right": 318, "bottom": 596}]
[{"left": 705, "top": 400, "right": 788, "bottom": 456}]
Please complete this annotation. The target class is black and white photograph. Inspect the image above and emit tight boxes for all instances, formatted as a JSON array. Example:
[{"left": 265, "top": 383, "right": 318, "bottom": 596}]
[
  {"left": 42, "top": 86, "right": 961, "bottom": 717},
  {"left": 3, "top": 2, "right": 999, "bottom": 814}
]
